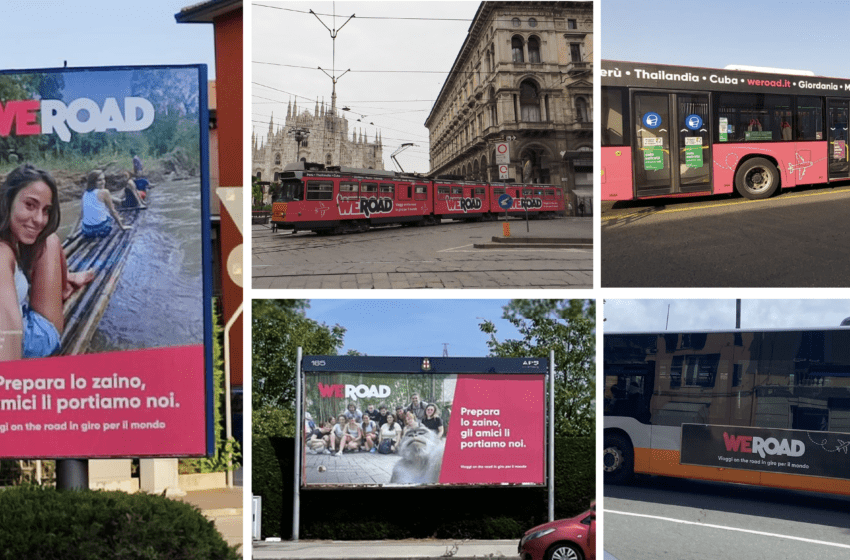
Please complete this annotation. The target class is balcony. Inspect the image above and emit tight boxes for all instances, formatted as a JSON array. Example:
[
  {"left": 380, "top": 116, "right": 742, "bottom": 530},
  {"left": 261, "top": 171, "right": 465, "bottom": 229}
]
[{"left": 565, "top": 60, "right": 591, "bottom": 76}]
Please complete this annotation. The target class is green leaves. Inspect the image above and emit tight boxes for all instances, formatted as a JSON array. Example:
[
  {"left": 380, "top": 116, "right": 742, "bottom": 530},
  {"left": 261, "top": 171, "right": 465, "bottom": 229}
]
[{"left": 480, "top": 299, "right": 596, "bottom": 438}]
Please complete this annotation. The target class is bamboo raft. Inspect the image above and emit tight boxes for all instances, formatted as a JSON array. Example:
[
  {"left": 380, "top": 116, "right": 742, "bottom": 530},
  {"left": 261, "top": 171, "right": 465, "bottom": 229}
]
[{"left": 59, "top": 189, "right": 149, "bottom": 355}]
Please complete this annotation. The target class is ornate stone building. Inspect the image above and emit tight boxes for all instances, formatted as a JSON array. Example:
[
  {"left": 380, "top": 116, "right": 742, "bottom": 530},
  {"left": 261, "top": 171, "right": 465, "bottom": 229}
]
[
  {"left": 425, "top": 1, "right": 592, "bottom": 212},
  {"left": 252, "top": 98, "right": 384, "bottom": 182}
]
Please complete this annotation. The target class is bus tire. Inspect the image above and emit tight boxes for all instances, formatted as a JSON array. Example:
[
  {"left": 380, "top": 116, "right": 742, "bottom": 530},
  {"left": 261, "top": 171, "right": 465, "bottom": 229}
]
[
  {"left": 735, "top": 157, "right": 779, "bottom": 199},
  {"left": 603, "top": 432, "right": 634, "bottom": 484}
]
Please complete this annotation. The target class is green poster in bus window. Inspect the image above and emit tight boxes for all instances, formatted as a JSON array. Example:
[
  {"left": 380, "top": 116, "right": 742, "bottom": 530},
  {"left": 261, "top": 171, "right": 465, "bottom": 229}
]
[
  {"left": 684, "top": 136, "right": 703, "bottom": 168},
  {"left": 643, "top": 137, "right": 664, "bottom": 171},
  {"left": 719, "top": 117, "right": 728, "bottom": 142},
  {"left": 745, "top": 130, "right": 773, "bottom": 141}
]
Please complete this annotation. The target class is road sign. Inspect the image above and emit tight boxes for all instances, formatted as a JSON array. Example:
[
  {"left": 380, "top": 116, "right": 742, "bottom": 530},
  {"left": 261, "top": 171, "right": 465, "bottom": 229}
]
[
  {"left": 495, "top": 142, "right": 510, "bottom": 164},
  {"left": 499, "top": 164, "right": 509, "bottom": 180},
  {"left": 498, "top": 193, "right": 514, "bottom": 210}
]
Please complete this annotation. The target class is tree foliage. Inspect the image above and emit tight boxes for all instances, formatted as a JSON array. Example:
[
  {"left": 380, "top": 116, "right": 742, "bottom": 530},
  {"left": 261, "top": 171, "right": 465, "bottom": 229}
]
[
  {"left": 252, "top": 300, "right": 345, "bottom": 437},
  {"left": 480, "top": 299, "right": 595, "bottom": 438}
]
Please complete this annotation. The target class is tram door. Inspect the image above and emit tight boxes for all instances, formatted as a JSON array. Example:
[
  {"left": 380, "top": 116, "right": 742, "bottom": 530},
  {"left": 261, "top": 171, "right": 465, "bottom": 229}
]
[
  {"left": 827, "top": 99, "right": 850, "bottom": 180},
  {"left": 633, "top": 92, "right": 711, "bottom": 197}
]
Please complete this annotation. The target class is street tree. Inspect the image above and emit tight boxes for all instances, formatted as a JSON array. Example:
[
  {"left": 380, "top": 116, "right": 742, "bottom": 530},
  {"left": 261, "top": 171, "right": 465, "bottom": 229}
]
[{"left": 479, "top": 299, "right": 595, "bottom": 438}]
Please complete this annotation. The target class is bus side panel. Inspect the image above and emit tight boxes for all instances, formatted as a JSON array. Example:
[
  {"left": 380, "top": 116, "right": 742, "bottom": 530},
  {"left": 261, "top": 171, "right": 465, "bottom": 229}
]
[
  {"left": 601, "top": 146, "right": 633, "bottom": 200},
  {"left": 713, "top": 142, "right": 828, "bottom": 193},
  {"left": 760, "top": 471, "right": 850, "bottom": 496}
]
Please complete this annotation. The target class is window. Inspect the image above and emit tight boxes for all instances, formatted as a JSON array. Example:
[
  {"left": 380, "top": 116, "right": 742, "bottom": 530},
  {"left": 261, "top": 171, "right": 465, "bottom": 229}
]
[
  {"left": 520, "top": 80, "right": 541, "bottom": 122},
  {"left": 602, "top": 87, "right": 626, "bottom": 146},
  {"left": 493, "top": 187, "right": 505, "bottom": 197},
  {"left": 528, "top": 36, "right": 541, "bottom": 63},
  {"left": 670, "top": 354, "right": 720, "bottom": 388},
  {"left": 528, "top": 18, "right": 537, "bottom": 27},
  {"left": 576, "top": 96, "right": 589, "bottom": 123},
  {"left": 306, "top": 181, "right": 333, "bottom": 201},
  {"left": 568, "top": 19, "right": 577, "bottom": 29},
  {"left": 414, "top": 184, "right": 427, "bottom": 200},
  {"left": 523, "top": 188, "right": 534, "bottom": 196},
  {"left": 340, "top": 181, "right": 359, "bottom": 199},
  {"left": 796, "top": 96, "right": 823, "bottom": 141},
  {"left": 325, "top": 153, "right": 332, "bottom": 165},
  {"left": 570, "top": 43, "right": 582, "bottom": 62},
  {"left": 380, "top": 183, "right": 395, "bottom": 198},
  {"left": 451, "top": 187, "right": 463, "bottom": 195},
  {"left": 474, "top": 187, "right": 486, "bottom": 197},
  {"left": 545, "top": 189, "right": 555, "bottom": 196},
  {"left": 512, "top": 36, "right": 524, "bottom": 63},
  {"left": 437, "top": 186, "right": 450, "bottom": 195},
  {"left": 362, "top": 182, "right": 378, "bottom": 194},
  {"left": 717, "top": 93, "right": 793, "bottom": 142},
  {"left": 512, "top": 17, "right": 521, "bottom": 27},
  {"left": 274, "top": 153, "right": 281, "bottom": 165}
]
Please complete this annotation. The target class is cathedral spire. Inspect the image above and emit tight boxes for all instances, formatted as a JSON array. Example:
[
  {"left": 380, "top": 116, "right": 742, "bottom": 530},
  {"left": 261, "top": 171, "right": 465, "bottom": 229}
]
[
  {"left": 315, "top": 97, "right": 319, "bottom": 117},
  {"left": 287, "top": 98, "right": 291, "bottom": 119},
  {"left": 268, "top": 112, "right": 274, "bottom": 136}
]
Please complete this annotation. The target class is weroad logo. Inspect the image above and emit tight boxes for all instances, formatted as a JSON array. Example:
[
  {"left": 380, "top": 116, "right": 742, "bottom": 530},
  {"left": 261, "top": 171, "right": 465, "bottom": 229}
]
[
  {"left": 318, "top": 383, "right": 391, "bottom": 401},
  {"left": 723, "top": 431, "right": 805, "bottom": 459}
]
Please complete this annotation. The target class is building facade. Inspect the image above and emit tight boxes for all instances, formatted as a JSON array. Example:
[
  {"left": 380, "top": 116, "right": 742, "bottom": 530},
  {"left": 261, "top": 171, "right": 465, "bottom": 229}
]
[
  {"left": 425, "top": 1, "right": 593, "bottom": 213},
  {"left": 252, "top": 99, "right": 384, "bottom": 182}
]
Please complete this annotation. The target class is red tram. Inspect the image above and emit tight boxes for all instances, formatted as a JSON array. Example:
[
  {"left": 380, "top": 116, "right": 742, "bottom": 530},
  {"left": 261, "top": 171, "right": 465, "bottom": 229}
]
[{"left": 271, "top": 162, "right": 566, "bottom": 235}]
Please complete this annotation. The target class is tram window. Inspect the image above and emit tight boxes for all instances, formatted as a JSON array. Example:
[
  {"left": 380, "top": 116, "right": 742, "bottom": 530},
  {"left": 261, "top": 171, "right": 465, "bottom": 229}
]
[
  {"left": 380, "top": 183, "right": 395, "bottom": 198},
  {"left": 437, "top": 186, "right": 450, "bottom": 195},
  {"left": 493, "top": 187, "right": 505, "bottom": 196},
  {"left": 362, "top": 182, "right": 378, "bottom": 193},
  {"left": 523, "top": 188, "right": 534, "bottom": 196},
  {"left": 306, "top": 181, "right": 334, "bottom": 201},
  {"left": 535, "top": 189, "right": 544, "bottom": 196},
  {"left": 414, "top": 184, "right": 427, "bottom": 200},
  {"left": 545, "top": 189, "right": 555, "bottom": 196},
  {"left": 340, "top": 182, "right": 359, "bottom": 193},
  {"left": 451, "top": 187, "right": 463, "bottom": 195}
]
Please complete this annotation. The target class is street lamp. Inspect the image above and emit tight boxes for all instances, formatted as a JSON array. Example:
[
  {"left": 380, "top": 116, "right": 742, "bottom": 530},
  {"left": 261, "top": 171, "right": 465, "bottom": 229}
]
[{"left": 287, "top": 127, "right": 310, "bottom": 162}]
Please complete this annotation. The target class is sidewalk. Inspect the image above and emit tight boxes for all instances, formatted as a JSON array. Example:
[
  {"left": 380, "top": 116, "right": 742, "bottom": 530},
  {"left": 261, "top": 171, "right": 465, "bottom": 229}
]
[
  {"left": 494, "top": 216, "right": 592, "bottom": 241},
  {"left": 175, "top": 477, "right": 243, "bottom": 552},
  {"left": 252, "top": 539, "right": 520, "bottom": 560}
]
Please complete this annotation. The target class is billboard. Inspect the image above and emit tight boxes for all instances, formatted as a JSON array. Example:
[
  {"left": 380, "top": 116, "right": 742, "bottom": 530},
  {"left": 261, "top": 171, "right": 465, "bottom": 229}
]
[
  {"left": 0, "top": 65, "right": 212, "bottom": 458},
  {"left": 301, "top": 356, "right": 546, "bottom": 487},
  {"left": 681, "top": 424, "right": 850, "bottom": 480}
]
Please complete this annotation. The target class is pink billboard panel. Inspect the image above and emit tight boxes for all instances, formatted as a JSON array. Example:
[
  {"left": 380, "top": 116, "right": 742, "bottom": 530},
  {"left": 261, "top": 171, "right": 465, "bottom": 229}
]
[{"left": 302, "top": 371, "right": 545, "bottom": 487}]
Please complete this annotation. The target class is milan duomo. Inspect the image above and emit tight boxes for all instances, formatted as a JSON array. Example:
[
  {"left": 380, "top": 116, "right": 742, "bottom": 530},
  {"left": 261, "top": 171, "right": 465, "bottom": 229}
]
[{"left": 252, "top": 98, "right": 384, "bottom": 182}]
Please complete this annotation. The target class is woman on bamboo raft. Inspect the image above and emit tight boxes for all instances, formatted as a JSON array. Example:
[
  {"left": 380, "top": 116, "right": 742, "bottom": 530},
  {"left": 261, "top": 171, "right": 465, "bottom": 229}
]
[
  {"left": 81, "top": 170, "right": 133, "bottom": 237},
  {"left": 0, "top": 164, "right": 94, "bottom": 360}
]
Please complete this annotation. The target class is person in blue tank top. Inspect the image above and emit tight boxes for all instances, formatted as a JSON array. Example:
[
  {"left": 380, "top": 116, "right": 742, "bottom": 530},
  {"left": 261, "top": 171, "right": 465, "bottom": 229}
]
[
  {"left": 81, "top": 170, "right": 132, "bottom": 238},
  {"left": 0, "top": 164, "right": 94, "bottom": 360}
]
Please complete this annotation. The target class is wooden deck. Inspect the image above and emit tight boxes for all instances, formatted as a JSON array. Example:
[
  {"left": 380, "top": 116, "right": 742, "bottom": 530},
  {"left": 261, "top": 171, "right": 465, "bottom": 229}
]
[{"left": 60, "top": 192, "right": 148, "bottom": 355}]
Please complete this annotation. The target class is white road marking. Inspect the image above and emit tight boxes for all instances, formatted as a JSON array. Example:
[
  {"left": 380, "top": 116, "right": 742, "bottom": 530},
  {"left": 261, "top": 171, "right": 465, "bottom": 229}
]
[{"left": 606, "top": 509, "right": 850, "bottom": 550}]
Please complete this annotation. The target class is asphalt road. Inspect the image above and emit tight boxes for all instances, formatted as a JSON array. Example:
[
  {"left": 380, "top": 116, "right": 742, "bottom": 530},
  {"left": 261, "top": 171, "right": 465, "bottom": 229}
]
[
  {"left": 601, "top": 184, "right": 850, "bottom": 287},
  {"left": 604, "top": 475, "right": 850, "bottom": 560},
  {"left": 252, "top": 218, "right": 592, "bottom": 289}
]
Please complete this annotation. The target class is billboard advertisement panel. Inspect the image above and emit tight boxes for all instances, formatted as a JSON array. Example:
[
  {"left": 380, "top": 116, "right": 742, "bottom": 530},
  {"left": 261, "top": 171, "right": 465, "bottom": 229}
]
[
  {"left": 681, "top": 424, "right": 850, "bottom": 480},
  {"left": 0, "top": 65, "right": 212, "bottom": 458},
  {"left": 301, "top": 356, "right": 546, "bottom": 487}
]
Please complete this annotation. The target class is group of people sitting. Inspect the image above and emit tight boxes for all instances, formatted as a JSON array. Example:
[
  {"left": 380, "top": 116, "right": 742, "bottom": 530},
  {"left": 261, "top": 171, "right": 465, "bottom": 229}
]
[{"left": 306, "top": 394, "right": 445, "bottom": 456}]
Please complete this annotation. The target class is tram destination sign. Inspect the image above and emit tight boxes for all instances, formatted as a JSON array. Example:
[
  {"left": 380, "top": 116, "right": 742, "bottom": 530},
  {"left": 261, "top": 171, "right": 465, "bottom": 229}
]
[
  {"left": 0, "top": 64, "right": 213, "bottom": 459},
  {"left": 681, "top": 424, "right": 850, "bottom": 480},
  {"left": 301, "top": 356, "right": 547, "bottom": 488},
  {"left": 602, "top": 60, "right": 850, "bottom": 96}
]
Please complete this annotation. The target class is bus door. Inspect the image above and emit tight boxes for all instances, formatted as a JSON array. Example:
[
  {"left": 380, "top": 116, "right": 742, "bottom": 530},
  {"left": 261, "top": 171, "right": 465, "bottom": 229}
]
[
  {"left": 633, "top": 91, "right": 711, "bottom": 197},
  {"left": 827, "top": 99, "right": 850, "bottom": 179}
]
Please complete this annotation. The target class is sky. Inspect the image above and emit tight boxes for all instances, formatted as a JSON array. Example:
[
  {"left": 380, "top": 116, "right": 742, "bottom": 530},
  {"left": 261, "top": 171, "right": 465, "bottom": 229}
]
[
  {"left": 603, "top": 0, "right": 850, "bottom": 77},
  {"left": 303, "top": 299, "right": 525, "bottom": 357},
  {"left": 605, "top": 300, "right": 850, "bottom": 333},
  {"left": 1, "top": 1, "right": 216, "bottom": 78},
  {"left": 252, "top": 1, "right": 480, "bottom": 173}
]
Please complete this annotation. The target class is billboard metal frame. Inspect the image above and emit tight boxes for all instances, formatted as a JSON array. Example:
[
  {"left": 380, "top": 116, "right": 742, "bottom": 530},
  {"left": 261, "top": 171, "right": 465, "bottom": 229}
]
[{"left": 292, "top": 349, "right": 556, "bottom": 541}]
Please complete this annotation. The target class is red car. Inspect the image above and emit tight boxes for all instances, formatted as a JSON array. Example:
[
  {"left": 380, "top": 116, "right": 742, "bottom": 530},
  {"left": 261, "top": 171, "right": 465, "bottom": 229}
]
[{"left": 518, "top": 503, "right": 596, "bottom": 560}]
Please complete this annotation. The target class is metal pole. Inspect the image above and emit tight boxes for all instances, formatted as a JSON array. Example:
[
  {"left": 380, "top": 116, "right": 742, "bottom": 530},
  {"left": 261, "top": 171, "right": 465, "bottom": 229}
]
[
  {"left": 293, "top": 347, "right": 303, "bottom": 541},
  {"left": 56, "top": 459, "right": 88, "bottom": 490},
  {"left": 548, "top": 349, "right": 555, "bottom": 522},
  {"left": 736, "top": 299, "right": 741, "bottom": 329}
]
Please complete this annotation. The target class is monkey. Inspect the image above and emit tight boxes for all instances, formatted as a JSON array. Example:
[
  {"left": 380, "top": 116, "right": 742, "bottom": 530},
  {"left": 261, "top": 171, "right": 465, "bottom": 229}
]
[{"left": 389, "top": 425, "right": 445, "bottom": 484}]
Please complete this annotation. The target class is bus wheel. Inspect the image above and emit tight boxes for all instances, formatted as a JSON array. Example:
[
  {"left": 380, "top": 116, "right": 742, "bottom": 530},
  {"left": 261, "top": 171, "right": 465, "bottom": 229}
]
[
  {"left": 603, "top": 433, "right": 634, "bottom": 484},
  {"left": 735, "top": 158, "right": 779, "bottom": 199}
]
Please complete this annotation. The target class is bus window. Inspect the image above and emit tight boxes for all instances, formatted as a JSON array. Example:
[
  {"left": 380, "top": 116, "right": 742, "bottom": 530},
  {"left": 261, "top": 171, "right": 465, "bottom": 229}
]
[
  {"left": 796, "top": 96, "right": 824, "bottom": 141},
  {"left": 602, "top": 87, "right": 626, "bottom": 146},
  {"left": 306, "top": 181, "right": 333, "bottom": 201},
  {"left": 717, "top": 93, "right": 792, "bottom": 142}
]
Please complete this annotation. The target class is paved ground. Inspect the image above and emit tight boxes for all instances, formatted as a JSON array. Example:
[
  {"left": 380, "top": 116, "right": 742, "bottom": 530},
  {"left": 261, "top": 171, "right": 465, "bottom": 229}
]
[
  {"left": 252, "top": 217, "right": 592, "bottom": 289},
  {"left": 601, "top": 184, "right": 850, "bottom": 287},
  {"left": 252, "top": 539, "right": 520, "bottom": 560},
  {"left": 304, "top": 449, "right": 401, "bottom": 485},
  {"left": 175, "top": 470, "right": 243, "bottom": 552}
]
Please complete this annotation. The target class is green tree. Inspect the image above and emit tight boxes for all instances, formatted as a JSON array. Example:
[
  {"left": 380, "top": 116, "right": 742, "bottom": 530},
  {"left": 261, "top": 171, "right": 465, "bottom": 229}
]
[
  {"left": 479, "top": 299, "right": 595, "bottom": 438},
  {"left": 252, "top": 300, "right": 346, "bottom": 437}
]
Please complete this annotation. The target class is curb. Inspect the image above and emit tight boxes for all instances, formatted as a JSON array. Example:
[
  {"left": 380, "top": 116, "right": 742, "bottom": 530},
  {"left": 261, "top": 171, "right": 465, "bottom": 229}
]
[{"left": 473, "top": 242, "right": 591, "bottom": 249}]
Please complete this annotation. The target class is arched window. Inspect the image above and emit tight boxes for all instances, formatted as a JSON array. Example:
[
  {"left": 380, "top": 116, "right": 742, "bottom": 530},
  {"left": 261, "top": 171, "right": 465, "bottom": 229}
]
[
  {"left": 576, "top": 97, "right": 589, "bottom": 123},
  {"left": 511, "top": 36, "right": 524, "bottom": 63},
  {"left": 256, "top": 171, "right": 262, "bottom": 180},
  {"left": 326, "top": 153, "right": 333, "bottom": 165},
  {"left": 528, "top": 37, "right": 541, "bottom": 63},
  {"left": 274, "top": 153, "right": 281, "bottom": 165},
  {"left": 520, "top": 80, "right": 541, "bottom": 122}
]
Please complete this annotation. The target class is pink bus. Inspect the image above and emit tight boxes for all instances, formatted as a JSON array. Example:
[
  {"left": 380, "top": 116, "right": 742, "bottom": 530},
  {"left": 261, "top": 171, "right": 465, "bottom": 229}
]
[{"left": 601, "top": 60, "right": 850, "bottom": 201}]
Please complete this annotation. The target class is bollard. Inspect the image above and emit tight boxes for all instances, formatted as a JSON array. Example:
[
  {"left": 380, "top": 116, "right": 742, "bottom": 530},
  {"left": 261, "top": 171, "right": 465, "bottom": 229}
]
[{"left": 503, "top": 222, "right": 511, "bottom": 237}]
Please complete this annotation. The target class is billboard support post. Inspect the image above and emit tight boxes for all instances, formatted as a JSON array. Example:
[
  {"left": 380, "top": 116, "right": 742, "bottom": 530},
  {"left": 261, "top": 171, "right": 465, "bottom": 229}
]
[
  {"left": 548, "top": 349, "right": 555, "bottom": 522},
  {"left": 293, "top": 346, "right": 303, "bottom": 542},
  {"left": 56, "top": 459, "right": 88, "bottom": 491}
]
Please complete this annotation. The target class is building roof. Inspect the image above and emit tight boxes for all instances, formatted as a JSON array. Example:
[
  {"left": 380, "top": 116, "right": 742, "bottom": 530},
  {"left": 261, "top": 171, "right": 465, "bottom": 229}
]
[{"left": 175, "top": 0, "right": 242, "bottom": 23}]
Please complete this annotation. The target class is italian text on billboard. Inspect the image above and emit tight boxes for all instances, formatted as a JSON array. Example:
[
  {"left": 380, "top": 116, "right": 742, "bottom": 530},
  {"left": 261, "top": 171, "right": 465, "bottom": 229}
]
[
  {"left": 0, "top": 65, "right": 212, "bottom": 458},
  {"left": 302, "top": 371, "right": 545, "bottom": 487}
]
